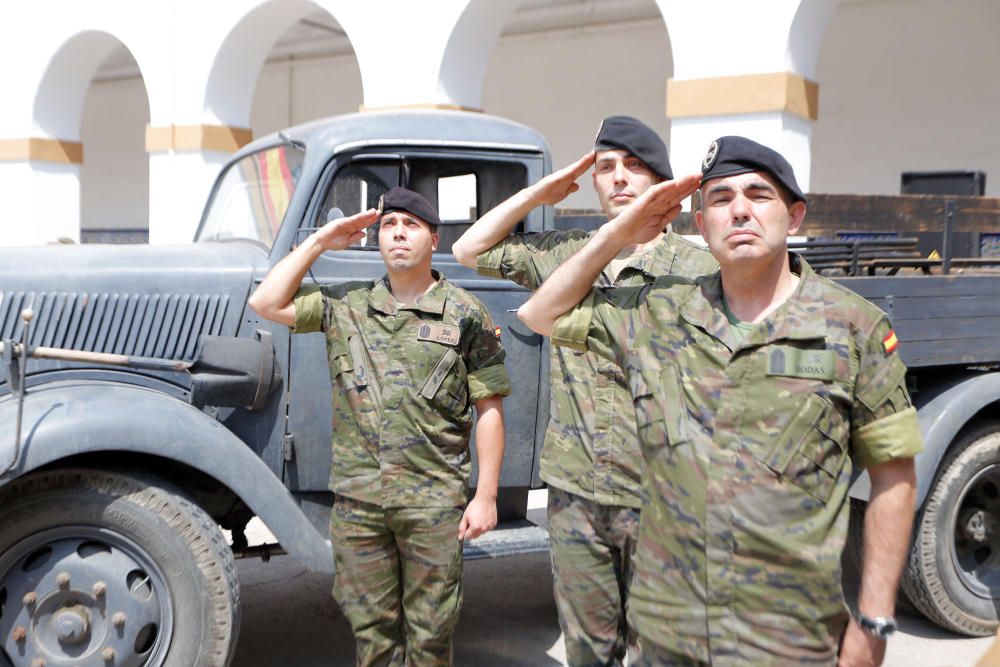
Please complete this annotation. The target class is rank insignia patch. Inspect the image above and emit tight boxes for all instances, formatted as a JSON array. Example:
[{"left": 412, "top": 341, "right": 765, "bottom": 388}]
[
  {"left": 417, "top": 322, "right": 460, "bottom": 346},
  {"left": 494, "top": 326, "right": 502, "bottom": 339},
  {"left": 883, "top": 329, "right": 899, "bottom": 355}
]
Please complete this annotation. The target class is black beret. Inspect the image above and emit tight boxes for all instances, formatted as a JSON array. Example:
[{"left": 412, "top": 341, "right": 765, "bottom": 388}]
[
  {"left": 594, "top": 116, "right": 672, "bottom": 180},
  {"left": 378, "top": 187, "right": 441, "bottom": 227},
  {"left": 700, "top": 136, "right": 805, "bottom": 203}
]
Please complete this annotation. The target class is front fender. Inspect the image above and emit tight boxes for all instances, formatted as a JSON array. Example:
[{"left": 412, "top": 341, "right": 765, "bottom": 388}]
[
  {"left": 0, "top": 380, "right": 332, "bottom": 572},
  {"left": 850, "top": 372, "right": 1000, "bottom": 507}
]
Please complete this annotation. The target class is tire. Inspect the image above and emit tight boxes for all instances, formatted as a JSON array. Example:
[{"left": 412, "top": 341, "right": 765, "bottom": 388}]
[
  {"left": 841, "top": 498, "right": 865, "bottom": 615},
  {"left": 902, "top": 422, "right": 1000, "bottom": 636},
  {"left": 0, "top": 469, "right": 240, "bottom": 666}
]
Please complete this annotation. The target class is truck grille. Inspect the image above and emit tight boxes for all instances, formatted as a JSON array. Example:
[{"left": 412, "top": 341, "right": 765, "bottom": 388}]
[{"left": 0, "top": 292, "right": 229, "bottom": 360}]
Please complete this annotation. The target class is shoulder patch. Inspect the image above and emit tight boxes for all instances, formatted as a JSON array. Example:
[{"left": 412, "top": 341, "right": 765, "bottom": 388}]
[{"left": 883, "top": 329, "right": 899, "bottom": 355}]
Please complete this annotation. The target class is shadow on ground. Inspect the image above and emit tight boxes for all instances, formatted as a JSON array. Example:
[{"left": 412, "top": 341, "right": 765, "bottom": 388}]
[{"left": 231, "top": 551, "right": 564, "bottom": 666}]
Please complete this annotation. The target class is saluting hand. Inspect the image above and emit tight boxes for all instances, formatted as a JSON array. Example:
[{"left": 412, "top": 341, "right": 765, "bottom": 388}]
[
  {"left": 313, "top": 209, "right": 379, "bottom": 251},
  {"left": 607, "top": 173, "right": 701, "bottom": 244},
  {"left": 526, "top": 151, "right": 596, "bottom": 206}
]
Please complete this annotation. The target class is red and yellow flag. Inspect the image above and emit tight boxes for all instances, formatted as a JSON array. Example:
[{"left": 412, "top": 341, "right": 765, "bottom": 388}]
[{"left": 883, "top": 329, "right": 899, "bottom": 354}]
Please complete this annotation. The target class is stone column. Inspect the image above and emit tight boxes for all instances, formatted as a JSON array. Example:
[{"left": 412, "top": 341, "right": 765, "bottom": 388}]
[
  {"left": 0, "top": 139, "right": 84, "bottom": 245},
  {"left": 656, "top": 0, "right": 839, "bottom": 190}
]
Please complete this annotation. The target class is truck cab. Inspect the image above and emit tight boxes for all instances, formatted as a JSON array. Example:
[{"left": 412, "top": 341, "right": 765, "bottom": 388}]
[
  {"left": 0, "top": 109, "right": 553, "bottom": 667},
  {"left": 197, "top": 110, "right": 551, "bottom": 516}
]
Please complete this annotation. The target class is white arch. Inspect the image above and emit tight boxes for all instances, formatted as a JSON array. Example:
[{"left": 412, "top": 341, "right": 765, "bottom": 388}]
[
  {"left": 333, "top": 0, "right": 521, "bottom": 110},
  {"left": 34, "top": 31, "right": 149, "bottom": 140},
  {"left": 436, "top": 0, "right": 524, "bottom": 108},
  {"left": 3, "top": 22, "right": 153, "bottom": 246},
  {"left": 203, "top": 0, "right": 339, "bottom": 128},
  {"left": 787, "top": 0, "right": 840, "bottom": 79}
]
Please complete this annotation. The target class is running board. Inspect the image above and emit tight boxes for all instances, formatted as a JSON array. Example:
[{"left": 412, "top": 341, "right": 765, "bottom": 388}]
[{"left": 463, "top": 518, "right": 550, "bottom": 560}]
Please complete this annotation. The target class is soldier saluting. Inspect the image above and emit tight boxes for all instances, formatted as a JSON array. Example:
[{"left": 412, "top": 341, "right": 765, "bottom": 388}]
[
  {"left": 454, "top": 117, "right": 715, "bottom": 667},
  {"left": 249, "top": 187, "right": 511, "bottom": 666},
  {"left": 518, "top": 138, "right": 922, "bottom": 666}
]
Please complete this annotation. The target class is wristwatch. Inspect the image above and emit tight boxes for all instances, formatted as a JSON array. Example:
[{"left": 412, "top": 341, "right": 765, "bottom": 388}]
[{"left": 856, "top": 613, "right": 898, "bottom": 639}]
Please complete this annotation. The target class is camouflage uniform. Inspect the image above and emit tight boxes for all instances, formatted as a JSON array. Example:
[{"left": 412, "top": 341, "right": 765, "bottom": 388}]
[
  {"left": 552, "top": 255, "right": 924, "bottom": 666},
  {"left": 293, "top": 272, "right": 511, "bottom": 667},
  {"left": 479, "top": 229, "right": 716, "bottom": 665}
]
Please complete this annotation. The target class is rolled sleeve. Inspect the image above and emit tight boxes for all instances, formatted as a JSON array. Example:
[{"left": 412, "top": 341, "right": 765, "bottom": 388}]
[
  {"left": 462, "top": 303, "right": 511, "bottom": 400},
  {"left": 852, "top": 406, "right": 924, "bottom": 469},
  {"left": 551, "top": 291, "right": 597, "bottom": 353},
  {"left": 291, "top": 285, "right": 324, "bottom": 334},
  {"left": 468, "top": 364, "right": 512, "bottom": 401},
  {"left": 851, "top": 316, "right": 924, "bottom": 468},
  {"left": 475, "top": 231, "right": 590, "bottom": 290},
  {"left": 476, "top": 243, "right": 509, "bottom": 280}
]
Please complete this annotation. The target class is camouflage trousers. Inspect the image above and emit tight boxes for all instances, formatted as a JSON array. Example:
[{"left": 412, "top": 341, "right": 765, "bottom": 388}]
[
  {"left": 330, "top": 496, "right": 465, "bottom": 667},
  {"left": 628, "top": 634, "right": 840, "bottom": 666},
  {"left": 628, "top": 640, "right": 706, "bottom": 666},
  {"left": 547, "top": 487, "right": 641, "bottom": 667}
]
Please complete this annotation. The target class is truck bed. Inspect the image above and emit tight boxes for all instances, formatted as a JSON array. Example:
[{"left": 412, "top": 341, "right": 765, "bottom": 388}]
[{"left": 837, "top": 273, "right": 1000, "bottom": 369}]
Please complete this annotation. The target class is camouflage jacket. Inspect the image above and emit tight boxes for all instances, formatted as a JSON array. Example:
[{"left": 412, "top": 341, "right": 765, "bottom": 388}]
[
  {"left": 553, "top": 255, "right": 924, "bottom": 664},
  {"left": 293, "top": 272, "right": 511, "bottom": 508},
  {"left": 479, "top": 229, "right": 716, "bottom": 508}
]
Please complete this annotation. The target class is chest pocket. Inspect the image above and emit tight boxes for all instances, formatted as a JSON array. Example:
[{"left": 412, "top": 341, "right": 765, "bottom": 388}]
[
  {"left": 760, "top": 393, "right": 849, "bottom": 504},
  {"left": 630, "top": 365, "right": 690, "bottom": 448},
  {"left": 419, "top": 347, "right": 469, "bottom": 416},
  {"left": 338, "top": 335, "right": 381, "bottom": 411}
]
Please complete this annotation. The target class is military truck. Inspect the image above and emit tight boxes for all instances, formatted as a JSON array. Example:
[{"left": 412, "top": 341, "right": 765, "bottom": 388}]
[{"left": 0, "top": 108, "right": 999, "bottom": 666}]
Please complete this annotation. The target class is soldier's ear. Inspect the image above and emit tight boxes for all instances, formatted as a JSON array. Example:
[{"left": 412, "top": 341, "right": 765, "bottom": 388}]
[
  {"left": 431, "top": 231, "right": 440, "bottom": 252},
  {"left": 787, "top": 201, "right": 807, "bottom": 236}
]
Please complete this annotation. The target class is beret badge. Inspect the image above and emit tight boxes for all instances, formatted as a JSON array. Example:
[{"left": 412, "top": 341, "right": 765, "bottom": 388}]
[{"left": 702, "top": 139, "right": 720, "bottom": 172}]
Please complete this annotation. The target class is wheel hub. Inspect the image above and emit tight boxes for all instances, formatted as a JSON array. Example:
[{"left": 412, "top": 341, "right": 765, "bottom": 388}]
[
  {"left": 962, "top": 508, "right": 990, "bottom": 543},
  {"left": 0, "top": 528, "right": 171, "bottom": 667},
  {"left": 952, "top": 463, "right": 1000, "bottom": 597},
  {"left": 53, "top": 605, "right": 91, "bottom": 644}
]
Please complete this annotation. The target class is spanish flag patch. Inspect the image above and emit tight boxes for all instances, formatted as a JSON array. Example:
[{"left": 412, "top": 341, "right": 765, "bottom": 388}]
[
  {"left": 494, "top": 326, "right": 502, "bottom": 340},
  {"left": 883, "top": 329, "right": 899, "bottom": 355}
]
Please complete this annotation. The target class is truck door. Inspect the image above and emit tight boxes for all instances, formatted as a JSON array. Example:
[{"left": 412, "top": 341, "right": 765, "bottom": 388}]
[{"left": 284, "top": 148, "right": 546, "bottom": 498}]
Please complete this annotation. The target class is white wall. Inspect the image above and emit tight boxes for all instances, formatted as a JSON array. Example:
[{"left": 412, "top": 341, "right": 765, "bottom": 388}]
[
  {"left": 74, "top": 0, "right": 1000, "bottom": 232},
  {"left": 250, "top": 54, "right": 363, "bottom": 137},
  {"left": 80, "top": 76, "right": 149, "bottom": 230},
  {"left": 482, "top": 18, "right": 672, "bottom": 211},
  {"left": 812, "top": 0, "right": 1000, "bottom": 196}
]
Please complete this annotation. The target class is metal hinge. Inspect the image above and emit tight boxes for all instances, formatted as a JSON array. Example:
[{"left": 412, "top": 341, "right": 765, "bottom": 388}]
[{"left": 282, "top": 434, "right": 295, "bottom": 462}]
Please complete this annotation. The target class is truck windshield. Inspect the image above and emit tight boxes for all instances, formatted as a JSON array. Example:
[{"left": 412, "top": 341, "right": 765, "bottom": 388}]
[{"left": 196, "top": 143, "right": 306, "bottom": 248}]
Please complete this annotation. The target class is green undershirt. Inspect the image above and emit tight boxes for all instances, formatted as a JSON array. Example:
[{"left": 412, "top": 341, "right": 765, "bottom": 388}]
[{"left": 721, "top": 295, "right": 756, "bottom": 346}]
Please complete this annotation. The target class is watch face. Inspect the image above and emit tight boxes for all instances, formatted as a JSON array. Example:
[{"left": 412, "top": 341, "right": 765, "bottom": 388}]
[{"left": 860, "top": 615, "right": 897, "bottom": 639}]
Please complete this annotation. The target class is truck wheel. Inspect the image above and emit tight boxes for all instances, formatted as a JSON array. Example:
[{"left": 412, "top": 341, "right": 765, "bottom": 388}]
[
  {"left": 902, "top": 422, "right": 1000, "bottom": 636},
  {"left": 841, "top": 499, "right": 865, "bottom": 613},
  {"left": 0, "top": 469, "right": 240, "bottom": 666}
]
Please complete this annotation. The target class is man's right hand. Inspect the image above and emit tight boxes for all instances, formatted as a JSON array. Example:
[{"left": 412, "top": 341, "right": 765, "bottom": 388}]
[
  {"left": 313, "top": 208, "right": 379, "bottom": 251},
  {"left": 607, "top": 174, "right": 701, "bottom": 245},
  {"left": 525, "top": 151, "right": 596, "bottom": 206}
]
